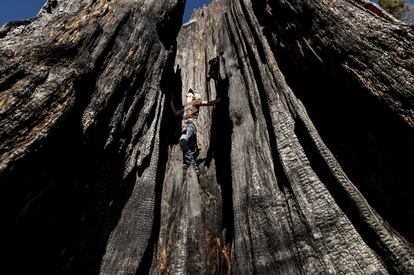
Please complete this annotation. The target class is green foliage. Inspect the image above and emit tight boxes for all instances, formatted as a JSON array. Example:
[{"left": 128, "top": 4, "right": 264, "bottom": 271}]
[
  {"left": 379, "top": 0, "right": 414, "bottom": 24},
  {"left": 379, "top": 0, "right": 405, "bottom": 19}
]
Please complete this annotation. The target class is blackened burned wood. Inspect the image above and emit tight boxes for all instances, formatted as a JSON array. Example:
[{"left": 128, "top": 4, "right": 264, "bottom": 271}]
[
  {"left": 155, "top": 7, "right": 231, "bottom": 273},
  {"left": 0, "top": 0, "right": 184, "bottom": 274},
  {"left": 1, "top": 0, "right": 414, "bottom": 274},
  {"left": 156, "top": 0, "right": 413, "bottom": 274},
  {"left": 249, "top": 0, "right": 414, "bottom": 272}
]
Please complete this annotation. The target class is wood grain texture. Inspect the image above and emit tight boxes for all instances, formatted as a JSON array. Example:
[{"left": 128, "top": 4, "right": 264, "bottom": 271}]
[
  {"left": 0, "top": 0, "right": 413, "bottom": 274},
  {"left": 0, "top": 0, "right": 184, "bottom": 274}
]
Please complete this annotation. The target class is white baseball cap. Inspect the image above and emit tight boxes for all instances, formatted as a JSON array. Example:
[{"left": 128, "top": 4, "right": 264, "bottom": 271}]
[{"left": 194, "top": 93, "right": 201, "bottom": 100}]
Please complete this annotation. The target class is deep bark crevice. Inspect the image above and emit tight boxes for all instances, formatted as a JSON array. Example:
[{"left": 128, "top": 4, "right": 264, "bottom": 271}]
[
  {"left": 163, "top": 65, "right": 184, "bottom": 148},
  {"left": 135, "top": 44, "right": 180, "bottom": 275},
  {"left": 208, "top": 77, "right": 234, "bottom": 245}
]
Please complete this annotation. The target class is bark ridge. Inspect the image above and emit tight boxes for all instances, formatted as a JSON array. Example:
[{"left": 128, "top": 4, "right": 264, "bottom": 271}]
[{"left": 0, "top": 0, "right": 413, "bottom": 274}]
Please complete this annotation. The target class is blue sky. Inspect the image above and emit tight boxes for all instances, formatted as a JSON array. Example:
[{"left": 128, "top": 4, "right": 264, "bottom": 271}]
[
  {"left": 0, "top": 0, "right": 46, "bottom": 26},
  {"left": 183, "top": 0, "right": 211, "bottom": 22},
  {"left": 0, "top": 0, "right": 412, "bottom": 26},
  {"left": 0, "top": 0, "right": 212, "bottom": 26}
]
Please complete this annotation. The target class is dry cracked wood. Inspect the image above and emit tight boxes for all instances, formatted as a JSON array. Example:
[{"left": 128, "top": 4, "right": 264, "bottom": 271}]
[
  {"left": 0, "top": 0, "right": 184, "bottom": 274},
  {"left": 156, "top": 0, "right": 413, "bottom": 274},
  {"left": 0, "top": 0, "right": 413, "bottom": 274}
]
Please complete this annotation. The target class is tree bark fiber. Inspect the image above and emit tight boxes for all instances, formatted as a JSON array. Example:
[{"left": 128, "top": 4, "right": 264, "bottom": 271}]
[
  {"left": 0, "top": 0, "right": 413, "bottom": 274},
  {"left": 0, "top": 0, "right": 184, "bottom": 274}
]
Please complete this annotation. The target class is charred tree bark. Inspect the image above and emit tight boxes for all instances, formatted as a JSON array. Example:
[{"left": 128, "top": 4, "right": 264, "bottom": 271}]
[
  {"left": 0, "top": 0, "right": 413, "bottom": 274},
  {"left": 0, "top": 0, "right": 184, "bottom": 274},
  {"left": 251, "top": 0, "right": 414, "bottom": 245},
  {"left": 155, "top": 0, "right": 413, "bottom": 274}
]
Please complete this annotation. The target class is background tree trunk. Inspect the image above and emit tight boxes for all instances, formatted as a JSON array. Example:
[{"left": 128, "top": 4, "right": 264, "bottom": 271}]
[{"left": 0, "top": 0, "right": 413, "bottom": 274}]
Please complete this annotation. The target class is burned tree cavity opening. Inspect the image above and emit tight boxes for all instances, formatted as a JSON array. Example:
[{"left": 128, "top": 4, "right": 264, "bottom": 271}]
[{"left": 207, "top": 76, "right": 234, "bottom": 245}]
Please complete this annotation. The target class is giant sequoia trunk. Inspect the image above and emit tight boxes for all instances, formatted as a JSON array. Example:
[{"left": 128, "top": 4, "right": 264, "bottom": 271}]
[
  {"left": 0, "top": 0, "right": 185, "bottom": 273},
  {"left": 0, "top": 0, "right": 413, "bottom": 274}
]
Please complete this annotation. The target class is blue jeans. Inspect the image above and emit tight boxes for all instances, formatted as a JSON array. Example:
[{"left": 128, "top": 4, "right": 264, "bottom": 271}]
[{"left": 179, "top": 122, "right": 198, "bottom": 171}]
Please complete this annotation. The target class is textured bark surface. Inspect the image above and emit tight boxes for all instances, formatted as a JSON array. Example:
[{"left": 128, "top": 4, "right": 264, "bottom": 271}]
[
  {"left": 154, "top": 0, "right": 414, "bottom": 274},
  {"left": 1, "top": 0, "right": 414, "bottom": 274},
  {"left": 0, "top": 0, "right": 184, "bottom": 274},
  {"left": 252, "top": 0, "right": 414, "bottom": 245}
]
